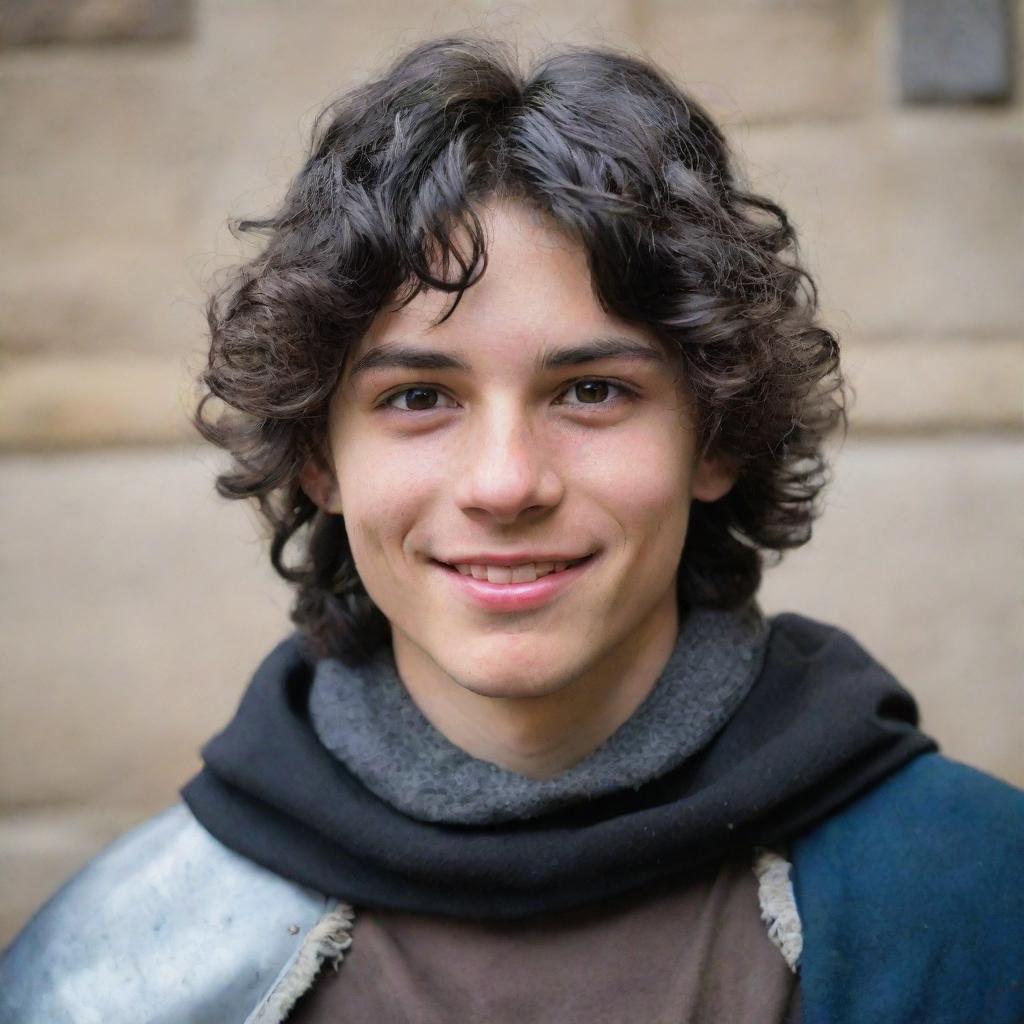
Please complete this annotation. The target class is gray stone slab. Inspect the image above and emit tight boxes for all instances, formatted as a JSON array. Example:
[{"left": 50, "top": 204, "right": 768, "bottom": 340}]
[{"left": 898, "top": 0, "right": 1013, "bottom": 103}]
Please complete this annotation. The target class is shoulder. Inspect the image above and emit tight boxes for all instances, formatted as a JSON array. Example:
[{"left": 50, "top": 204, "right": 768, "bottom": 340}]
[
  {"left": 767, "top": 611, "right": 884, "bottom": 665},
  {"left": 0, "top": 803, "right": 333, "bottom": 1024},
  {"left": 792, "top": 752, "right": 1024, "bottom": 1024}
]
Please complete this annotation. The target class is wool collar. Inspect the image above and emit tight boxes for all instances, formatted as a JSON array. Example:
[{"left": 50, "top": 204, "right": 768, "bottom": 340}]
[{"left": 308, "top": 604, "right": 768, "bottom": 825}]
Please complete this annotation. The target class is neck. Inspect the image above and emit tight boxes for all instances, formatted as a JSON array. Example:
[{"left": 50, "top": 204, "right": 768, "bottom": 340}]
[{"left": 391, "top": 602, "right": 680, "bottom": 779}]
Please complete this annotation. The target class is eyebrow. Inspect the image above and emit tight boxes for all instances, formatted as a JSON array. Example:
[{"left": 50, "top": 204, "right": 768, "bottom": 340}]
[
  {"left": 539, "top": 336, "right": 668, "bottom": 371},
  {"left": 347, "top": 344, "right": 469, "bottom": 378},
  {"left": 346, "top": 335, "right": 668, "bottom": 380}
]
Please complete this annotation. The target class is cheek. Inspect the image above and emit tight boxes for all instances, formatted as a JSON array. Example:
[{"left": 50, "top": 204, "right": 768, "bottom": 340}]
[
  {"left": 576, "top": 419, "right": 694, "bottom": 535},
  {"left": 336, "top": 443, "right": 435, "bottom": 569}
]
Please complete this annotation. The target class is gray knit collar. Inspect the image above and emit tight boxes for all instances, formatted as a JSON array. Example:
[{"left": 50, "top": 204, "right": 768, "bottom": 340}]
[{"left": 309, "top": 603, "right": 768, "bottom": 826}]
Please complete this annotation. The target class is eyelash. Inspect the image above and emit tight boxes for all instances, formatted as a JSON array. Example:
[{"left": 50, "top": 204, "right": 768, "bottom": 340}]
[{"left": 379, "top": 378, "right": 638, "bottom": 413}]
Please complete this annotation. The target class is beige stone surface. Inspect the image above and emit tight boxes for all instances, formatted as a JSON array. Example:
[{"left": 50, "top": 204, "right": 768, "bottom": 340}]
[
  {"left": 841, "top": 337, "right": 1024, "bottom": 432},
  {"left": 741, "top": 112, "right": 1024, "bottom": 342},
  {"left": 1, "top": 436, "right": 1021, "bottom": 943},
  {"left": 0, "top": 0, "right": 638, "bottom": 358},
  {"left": 0, "top": 446, "right": 292, "bottom": 808},
  {"left": 745, "top": 113, "right": 1024, "bottom": 339},
  {"left": 1, "top": 0, "right": 1021, "bottom": 447},
  {"left": 4, "top": 1, "right": 1020, "bottom": 358},
  {"left": 641, "top": 0, "right": 885, "bottom": 124},
  {"left": 0, "top": 353, "right": 197, "bottom": 448}
]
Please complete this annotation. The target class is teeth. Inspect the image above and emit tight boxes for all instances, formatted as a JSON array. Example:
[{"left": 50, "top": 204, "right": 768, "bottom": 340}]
[{"left": 451, "top": 559, "right": 574, "bottom": 582}]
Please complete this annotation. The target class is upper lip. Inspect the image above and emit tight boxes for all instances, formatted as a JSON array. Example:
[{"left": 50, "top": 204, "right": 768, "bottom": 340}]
[{"left": 435, "top": 552, "right": 594, "bottom": 566}]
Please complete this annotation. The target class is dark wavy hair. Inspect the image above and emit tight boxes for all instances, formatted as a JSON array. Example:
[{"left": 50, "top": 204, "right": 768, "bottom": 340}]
[{"left": 196, "top": 36, "right": 845, "bottom": 664}]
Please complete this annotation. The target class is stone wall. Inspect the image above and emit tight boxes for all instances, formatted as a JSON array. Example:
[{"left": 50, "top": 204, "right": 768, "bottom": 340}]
[{"left": 1, "top": 0, "right": 1021, "bottom": 943}]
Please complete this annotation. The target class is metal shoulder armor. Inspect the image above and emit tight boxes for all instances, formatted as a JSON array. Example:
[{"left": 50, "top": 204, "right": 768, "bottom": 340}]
[{"left": 0, "top": 803, "right": 336, "bottom": 1024}]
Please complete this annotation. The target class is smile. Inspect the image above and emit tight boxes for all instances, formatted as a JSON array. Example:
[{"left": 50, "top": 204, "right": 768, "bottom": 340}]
[
  {"left": 447, "top": 557, "right": 588, "bottom": 584},
  {"left": 433, "top": 555, "right": 596, "bottom": 613}
]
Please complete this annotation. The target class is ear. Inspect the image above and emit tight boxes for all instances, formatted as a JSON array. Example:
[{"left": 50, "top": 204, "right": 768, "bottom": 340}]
[
  {"left": 298, "top": 456, "right": 343, "bottom": 514},
  {"left": 690, "top": 453, "right": 738, "bottom": 504}
]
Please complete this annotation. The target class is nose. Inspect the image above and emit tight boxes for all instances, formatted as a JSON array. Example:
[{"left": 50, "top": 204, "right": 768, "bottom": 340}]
[{"left": 453, "top": 401, "right": 564, "bottom": 525}]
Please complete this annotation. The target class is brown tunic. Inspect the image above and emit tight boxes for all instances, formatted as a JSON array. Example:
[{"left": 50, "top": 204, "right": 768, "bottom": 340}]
[{"left": 288, "top": 856, "right": 800, "bottom": 1023}]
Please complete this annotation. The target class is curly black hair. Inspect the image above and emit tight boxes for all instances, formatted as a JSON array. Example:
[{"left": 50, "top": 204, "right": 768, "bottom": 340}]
[{"left": 196, "top": 36, "right": 845, "bottom": 664}]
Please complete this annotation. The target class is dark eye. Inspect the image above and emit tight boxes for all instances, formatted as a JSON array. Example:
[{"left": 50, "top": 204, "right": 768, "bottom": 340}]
[
  {"left": 384, "top": 387, "right": 456, "bottom": 412},
  {"left": 562, "top": 380, "right": 628, "bottom": 406}
]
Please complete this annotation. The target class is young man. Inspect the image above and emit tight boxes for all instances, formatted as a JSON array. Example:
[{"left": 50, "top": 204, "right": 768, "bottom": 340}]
[{"left": 2, "top": 36, "right": 1021, "bottom": 1024}]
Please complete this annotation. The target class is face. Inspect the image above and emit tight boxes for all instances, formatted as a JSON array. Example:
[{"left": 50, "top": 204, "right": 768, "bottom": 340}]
[{"left": 303, "top": 200, "right": 734, "bottom": 701}]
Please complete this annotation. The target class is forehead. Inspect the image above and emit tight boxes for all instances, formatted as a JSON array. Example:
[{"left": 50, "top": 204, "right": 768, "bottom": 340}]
[{"left": 347, "top": 200, "right": 670, "bottom": 374}]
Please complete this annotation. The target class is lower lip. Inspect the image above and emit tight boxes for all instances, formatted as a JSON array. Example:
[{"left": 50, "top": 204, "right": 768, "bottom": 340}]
[{"left": 434, "top": 556, "right": 596, "bottom": 613}]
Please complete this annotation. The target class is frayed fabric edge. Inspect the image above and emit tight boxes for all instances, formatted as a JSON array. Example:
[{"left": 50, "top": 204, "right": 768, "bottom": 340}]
[
  {"left": 753, "top": 848, "right": 803, "bottom": 972},
  {"left": 247, "top": 902, "right": 356, "bottom": 1024}
]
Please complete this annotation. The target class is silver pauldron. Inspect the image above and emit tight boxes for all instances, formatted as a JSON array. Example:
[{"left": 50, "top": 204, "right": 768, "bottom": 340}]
[{"left": 0, "top": 804, "right": 349, "bottom": 1024}]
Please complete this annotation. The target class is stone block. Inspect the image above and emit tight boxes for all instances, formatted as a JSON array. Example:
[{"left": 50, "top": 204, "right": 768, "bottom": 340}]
[
  {"left": 639, "top": 0, "right": 884, "bottom": 123},
  {"left": 842, "top": 337, "right": 1024, "bottom": 432},
  {"left": 741, "top": 114, "right": 1024, "bottom": 340},
  {"left": 0, "top": 447, "right": 292, "bottom": 806},
  {"left": 0, "top": 248, "right": 204, "bottom": 358},
  {"left": 0, "top": 354, "right": 196, "bottom": 448},
  {"left": 0, "top": 0, "right": 191, "bottom": 48},
  {"left": 0, "top": 54, "right": 217, "bottom": 356},
  {"left": 898, "top": 0, "right": 1013, "bottom": 103},
  {"left": 460, "top": 0, "right": 640, "bottom": 49}
]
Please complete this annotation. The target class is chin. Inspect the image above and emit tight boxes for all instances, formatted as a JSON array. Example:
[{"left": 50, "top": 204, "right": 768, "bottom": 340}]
[{"left": 442, "top": 643, "right": 584, "bottom": 700}]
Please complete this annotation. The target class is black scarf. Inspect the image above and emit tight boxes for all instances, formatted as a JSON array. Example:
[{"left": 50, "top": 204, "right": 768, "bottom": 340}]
[{"left": 182, "top": 612, "right": 935, "bottom": 919}]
